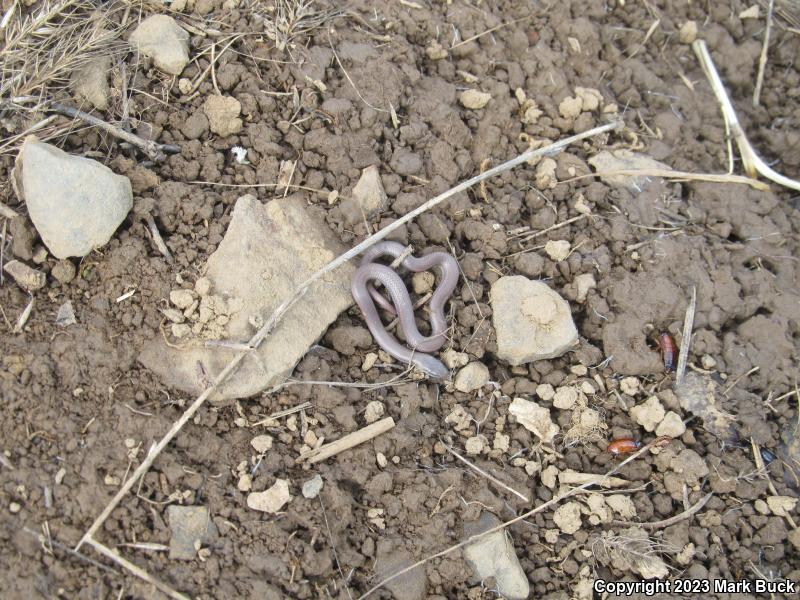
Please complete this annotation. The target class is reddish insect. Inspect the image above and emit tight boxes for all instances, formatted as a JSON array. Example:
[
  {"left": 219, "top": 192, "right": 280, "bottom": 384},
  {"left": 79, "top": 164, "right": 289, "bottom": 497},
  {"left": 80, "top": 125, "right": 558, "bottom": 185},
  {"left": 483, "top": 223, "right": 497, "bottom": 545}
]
[
  {"left": 607, "top": 438, "right": 642, "bottom": 456},
  {"left": 657, "top": 332, "right": 678, "bottom": 373}
]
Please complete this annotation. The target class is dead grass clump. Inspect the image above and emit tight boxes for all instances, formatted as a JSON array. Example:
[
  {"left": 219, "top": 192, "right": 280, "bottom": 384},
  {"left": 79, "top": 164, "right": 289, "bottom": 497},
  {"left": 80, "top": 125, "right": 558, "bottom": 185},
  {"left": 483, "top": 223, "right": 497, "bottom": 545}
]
[
  {"left": 252, "top": 0, "right": 343, "bottom": 52},
  {"left": 591, "top": 528, "right": 677, "bottom": 579},
  {"left": 0, "top": 0, "right": 129, "bottom": 107}
]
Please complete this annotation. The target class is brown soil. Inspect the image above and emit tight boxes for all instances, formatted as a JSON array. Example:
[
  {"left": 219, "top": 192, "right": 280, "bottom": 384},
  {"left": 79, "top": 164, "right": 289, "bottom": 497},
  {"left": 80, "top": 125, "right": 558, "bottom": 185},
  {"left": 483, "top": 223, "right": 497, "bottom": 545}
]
[{"left": 2, "top": 0, "right": 800, "bottom": 598}]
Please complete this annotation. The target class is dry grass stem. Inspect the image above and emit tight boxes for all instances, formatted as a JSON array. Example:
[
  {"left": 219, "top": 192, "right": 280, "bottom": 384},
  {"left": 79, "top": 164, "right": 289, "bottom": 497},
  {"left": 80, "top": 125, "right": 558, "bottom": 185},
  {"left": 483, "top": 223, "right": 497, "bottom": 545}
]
[
  {"left": 75, "top": 122, "right": 620, "bottom": 568},
  {"left": 319, "top": 496, "right": 354, "bottom": 600},
  {"left": 13, "top": 295, "right": 34, "bottom": 333},
  {"left": 86, "top": 538, "right": 189, "bottom": 600},
  {"left": 0, "top": 0, "right": 127, "bottom": 103},
  {"left": 441, "top": 442, "right": 529, "bottom": 502},
  {"left": 754, "top": 0, "right": 776, "bottom": 106},
  {"left": 675, "top": 285, "right": 696, "bottom": 387},
  {"left": 254, "top": 0, "right": 343, "bottom": 51},
  {"left": 613, "top": 492, "right": 713, "bottom": 529},
  {"left": 693, "top": 39, "right": 800, "bottom": 191},
  {"left": 562, "top": 169, "right": 770, "bottom": 190},
  {"left": 143, "top": 213, "right": 173, "bottom": 261}
]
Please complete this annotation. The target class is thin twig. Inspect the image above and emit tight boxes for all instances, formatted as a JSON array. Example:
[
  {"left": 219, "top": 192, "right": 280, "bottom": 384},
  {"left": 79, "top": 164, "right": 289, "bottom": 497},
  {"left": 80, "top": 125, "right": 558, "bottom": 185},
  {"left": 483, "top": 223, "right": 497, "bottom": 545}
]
[
  {"left": 753, "top": 0, "right": 776, "bottom": 106},
  {"left": 675, "top": 285, "right": 696, "bottom": 386},
  {"left": 48, "top": 102, "right": 180, "bottom": 162},
  {"left": 13, "top": 295, "right": 33, "bottom": 333},
  {"left": 450, "top": 15, "right": 531, "bottom": 49},
  {"left": 85, "top": 538, "right": 189, "bottom": 600},
  {"left": 143, "top": 213, "right": 173, "bottom": 261},
  {"left": 75, "top": 122, "right": 621, "bottom": 554},
  {"left": 20, "top": 527, "right": 119, "bottom": 575},
  {"left": 751, "top": 438, "right": 798, "bottom": 529},
  {"left": 357, "top": 437, "right": 659, "bottom": 599},
  {"left": 722, "top": 366, "right": 760, "bottom": 396},
  {"left": 613, "top": 492, "right": 713, "bottom": 529},
  {"left": 319, "top": 496, "right": 354, "bottom": 600},
  {"left": 328, "top": 27, "right": 388, "bottom": 113},
  {"left": 441, "top": 441, "right": 529, "bottom": 502},
  {"left": 300, "top": 417, "right": 395, "bottom": 464}
]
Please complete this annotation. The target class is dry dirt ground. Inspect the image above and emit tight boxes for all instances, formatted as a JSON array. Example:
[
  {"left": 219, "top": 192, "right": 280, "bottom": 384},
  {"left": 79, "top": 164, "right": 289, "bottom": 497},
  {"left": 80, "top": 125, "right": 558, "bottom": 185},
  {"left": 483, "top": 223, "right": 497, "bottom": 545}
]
[{"left": 2, "top": 0, "right": 800, "bottom": 598}]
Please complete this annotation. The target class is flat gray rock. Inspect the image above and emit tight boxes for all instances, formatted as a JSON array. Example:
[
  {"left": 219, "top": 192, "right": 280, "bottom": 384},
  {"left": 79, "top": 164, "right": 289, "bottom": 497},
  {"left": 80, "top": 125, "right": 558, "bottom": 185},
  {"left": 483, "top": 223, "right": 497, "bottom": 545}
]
[
  {"left": 374, "top": 538, "right": 426, "bottom": 600},
  {"left": 463, "top": 512, "right": 530, "bottom": 600},
  {"left": 14, "top": 137, "right": 132, "bottom": 259},
  {"left": 129, "top": 15, "right": 189, "bottom": 76},
  {"left": 139, "top": 194, "right": 353, "bottom": 402},
  {"left": 340, "top": 165, "right": 388, "bottom": 225},
  {"left": 167, "top": 505, "right": 217, "bottom": 560},
  {"left": 490, "top": 276, "right": 578, "bottom": 365}
]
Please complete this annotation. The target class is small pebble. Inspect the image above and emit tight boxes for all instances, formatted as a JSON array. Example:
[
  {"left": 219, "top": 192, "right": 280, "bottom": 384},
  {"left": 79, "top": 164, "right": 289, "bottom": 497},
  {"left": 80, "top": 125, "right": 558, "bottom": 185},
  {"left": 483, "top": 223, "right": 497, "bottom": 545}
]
[
  {"left": 553, "top": 386, "right": 578, "bottom": 409},
  {"left": 3, "top": 260, "right": 45, "bottom": 291},
  {"left": 195, "top": 277, "right": 212, "bottom": 296},
  {"left": 364, "top": 400, "right": 385, "bottom": 424},
  {"left": 376, "top": 452, "right": 388, "bottom": 468},
  {"left": 701, "top": 354, "right": 717, "bottom": 370},
  {"left": 170, "top": 289, "right": 195, "bottom": 309},
  {"left": 459, "top": 89, "right": 492, "bottom": 109},
  {"left": 171, "top": 323, "right": 191, "bottom": 338},
  {"left": 619, "top": 377, "right": 640, "bottom": 396},
  {"left": 454, "top": 362, "right": 490, "bottom": 393},
  {"left": 465, "top": 435, "right": 487, "bottom": 455},
  {"left": 237, "top": 474, "right": 252, "bottom": 492},
  {"left": 51, "top": 260, "right": 76, "bottom": 284},
  {"left": 536, "top": 383, "right": 555, "bottom": 401},
  {"left": 250, "top": 434, "right": 273, "bottom": 453},
  {"left": 442, "top": 348, "right": 470, "bottom": 369},
  {"left": 580, "top": 381, "right": 595, "bottom": 395},
  {"left": 9, "top": 502, "right": 21, "bottom": 514},
  {"left": 361, "top": 352, "right": 378, "bottom": 371},
  {"left": 302, "top": 474, "right": 323, "bottom": 499},
  {"left": 570, "top": 364, "right": 588, "bottom": 376},
  {"left": 544, "top": 240, "right": 570, "bottom": 262},
  {"left": 655, "top": 411, "right": 686, "bottom": 438}
]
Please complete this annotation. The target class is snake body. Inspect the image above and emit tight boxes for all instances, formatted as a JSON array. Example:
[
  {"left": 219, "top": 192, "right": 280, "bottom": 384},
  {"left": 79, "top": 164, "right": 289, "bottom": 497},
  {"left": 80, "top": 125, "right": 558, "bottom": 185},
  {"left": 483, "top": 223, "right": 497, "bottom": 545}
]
[{"left": 351, "top": 242, "right": 459, "bottom": 381}]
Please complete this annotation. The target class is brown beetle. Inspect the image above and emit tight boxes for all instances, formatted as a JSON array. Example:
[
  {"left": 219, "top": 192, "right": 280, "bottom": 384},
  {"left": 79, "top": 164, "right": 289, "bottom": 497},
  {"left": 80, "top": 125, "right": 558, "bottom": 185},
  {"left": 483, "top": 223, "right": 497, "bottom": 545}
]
[
  {"left": 607, "top": 438, "right": 642, "bottom": 456},
  {"left": 657, "top": 332, "right": 678, "bottom": 373}
]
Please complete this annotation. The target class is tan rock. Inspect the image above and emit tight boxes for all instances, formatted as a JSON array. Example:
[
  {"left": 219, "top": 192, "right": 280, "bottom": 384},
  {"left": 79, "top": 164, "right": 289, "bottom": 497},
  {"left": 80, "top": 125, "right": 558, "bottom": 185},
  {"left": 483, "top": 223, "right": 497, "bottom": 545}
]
[
  {"left": 130, "top": 15, "right": 190, "bottom": 76},
  {"left": 3, "top": 260, "right": 45, "bottom": 291},
  {"left": 454, "top": 362, "right": 490, "bottom": 393},
  {"left": 459, "top": 89, "right": 492, "bottom": 109},
  {"left": 139, "top": 195, "right": 353, "bottom": 402},
  {"left": 509, "top": 397, "right": 559, "bottom": 443},
  {"left": 545, "top": 240, "right": 570, "bottom": 262},
  {"left": 247, "top": 479, "right": 292, "bottom": 513},
  {"left": 491, "top": 276, "right": 578, "bottom": 364},
  {"left": 630, "top": 395, "right": 665, "bottom": 432},
  {"left": 203, "top": 95, "right": 242, "bottom": 136},
  {"left": 554, "top": 501, "right": 582, "bottom": 534}
]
